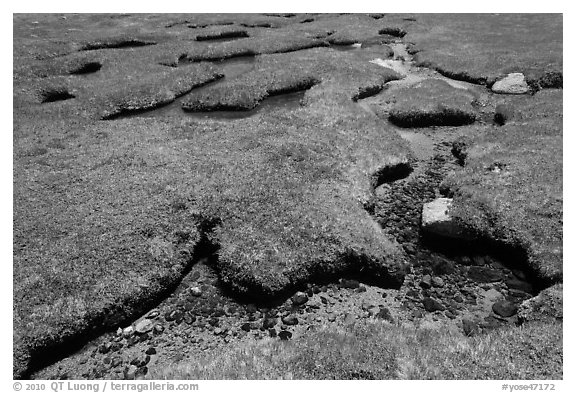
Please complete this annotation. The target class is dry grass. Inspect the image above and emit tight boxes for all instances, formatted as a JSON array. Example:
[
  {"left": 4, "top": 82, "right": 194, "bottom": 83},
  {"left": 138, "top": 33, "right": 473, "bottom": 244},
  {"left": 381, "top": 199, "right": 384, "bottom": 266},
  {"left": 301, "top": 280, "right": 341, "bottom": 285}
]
[{"left": 153, "top": 320, "right": 562, "bottom": 380}]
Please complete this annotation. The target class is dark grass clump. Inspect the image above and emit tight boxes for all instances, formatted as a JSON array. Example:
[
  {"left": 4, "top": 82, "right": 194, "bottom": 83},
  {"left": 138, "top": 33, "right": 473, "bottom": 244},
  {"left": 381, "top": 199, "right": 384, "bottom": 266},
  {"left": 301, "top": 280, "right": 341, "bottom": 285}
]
[
  {"left": 69, "top": 61, "right": 102, "bottom": 75},
  {"left": 390, "top": 108, "right": 476, "bottom": 128},
  {"left": 371, "top": 160, "right": 413, "bottom": 188},
  {"left": 195, "top": 29, "right": 249, "bottom": 41},
  {"left": 388, "top": 79, "right": 477, "bottom": 128},
  {"left": 81, "top": 37, "right": 157, "bottom": 51},
  {"left": 378, "top": 27, "right": 407, "bottom": 37},
  {"left": 40, "top": 88, "right": 75, "bottom": 103}
]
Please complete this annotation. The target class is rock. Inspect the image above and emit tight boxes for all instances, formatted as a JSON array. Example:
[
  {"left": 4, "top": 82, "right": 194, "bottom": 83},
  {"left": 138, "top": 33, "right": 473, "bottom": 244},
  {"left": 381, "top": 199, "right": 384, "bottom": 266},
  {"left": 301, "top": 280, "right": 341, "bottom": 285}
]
[
  {"left": 431, "top": 276, "right": 445, "bottom": 288},
  {"left": 111, "top": 357, "right": 123, "bottom": 368},
  {"left": 491, "top": 73, "right": 530, "bottom": 94},
  {"left": 340, "top": 279, "right": 360, "bottom": 289},
  {"left": 153, "top": 324, "right": 164, "bottom": 334},
  {"left": 505, "top": 277, "right": 533, "bottom": 293},
  {"left": 327, "top": 313, "right": 337, "bottom": 322},
  {"left": 268, "top": 328, "right": 277, "bottom": 337},
  {"left": 421, "top": 198, "right": 472, "bottom": 240},
  {"left": 189, "top": 286, "right": 202, "bottom": 297},
  {"left": 98, "top": 342, "right": 112, "bottom": 354},
  {"left": 376, "top": 307, "right": 395, "bottom": 323},
  {"left": 468, "top": 266, "right": 506, "bottom": 283},
  {"left": 135, "top": 367, "right": 148, "bottom": 380},
  {"left": 370, "top": 58, "right": 408, "bottom": 76},
  {"left": 165, "top": 309, "right": 183, "bottom": 322},
  {"left": 419, "top": 275, "right": 432, "bottom": 289},
  {"left": 263, "top": 317, "right": 277, "bottom": 329},
  {"left": 492, "top": 300, "right": 518, "bottom": 317},
  {"left": 462, "top": 318, "right": 479, "bottom": 336},
  {"left": 122, "top": 326, "right": 134, "bottom": 338},
  {"left": 172, "top": 310, "right": 184, "bottom": 324},
  {"left": 278, "top": 330, "right": 292, "bottom": 340},
  {"left": 139, "top": 333, "right": 150, "bottom": 343},
  {"left": 124, "top": 365, "right": 138, "bottom": 380},
  {"left": 518, "top": 284, "right": 562, "bottom": 323},
  {"left": 281, "top": 315, "right": 299, "bottom": 326},
  {"left": 145, "top": 310, "right": 159, "bottom": 319},
  {"left": 145, "top": 347, "right": 156, "bottom": 355},
  {"left": 214, "top": 328, "right": 223, "bottom": 335},
  {"left": 241, "top": 322, "right": 252, "bottom": 332},
  {"left": 291, "top": 291, "right": 308, "bottom": 306},
  {"left": 184, "top": 314, "right": 196, "bottom": 325},
  {"left": 134, "top": 319, "right": 154, "bottom": 334},
  {"left": 406, "top": 289, "right": 420, "bottom": 299},
  {"left": 130, "top": 354, "right": 150, "bottom": 368},
  {"left": 422, "top": 297, "right": 445, "bottom": 312}
]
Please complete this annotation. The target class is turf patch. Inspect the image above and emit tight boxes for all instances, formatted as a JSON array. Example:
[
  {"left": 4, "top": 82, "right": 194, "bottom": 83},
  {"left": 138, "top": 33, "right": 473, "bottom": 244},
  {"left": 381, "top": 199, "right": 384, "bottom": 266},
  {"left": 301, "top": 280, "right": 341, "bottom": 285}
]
[
  {"left": 182, "top": 48, "right": 401, "bottom": 112},
  {"left": 407, "top": 14, "right": 562, "bottom": 88},
  {"left": 388, "top": 79, "right": 478, "bottom": 127},
  {"left": 441, "top": 90, "right": 562, "bottom": 284}
]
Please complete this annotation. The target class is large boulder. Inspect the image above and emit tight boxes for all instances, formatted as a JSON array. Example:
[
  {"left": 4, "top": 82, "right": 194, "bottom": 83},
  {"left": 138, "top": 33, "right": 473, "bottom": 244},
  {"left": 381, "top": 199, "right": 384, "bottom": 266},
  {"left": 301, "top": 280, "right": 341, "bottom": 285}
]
[
  {"left": 491, "top": 73, "right": 530, "bottom": 94},
  {"left": 421, "top": 198, "right": 472, "bottom": 240}
]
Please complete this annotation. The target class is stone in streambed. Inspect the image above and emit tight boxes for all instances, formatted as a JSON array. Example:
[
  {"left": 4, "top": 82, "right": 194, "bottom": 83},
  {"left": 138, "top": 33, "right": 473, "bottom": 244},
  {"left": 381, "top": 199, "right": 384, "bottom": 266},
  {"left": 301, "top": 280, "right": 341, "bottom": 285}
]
[
  {"left": 491, "top": 73, "right": 530, "bottom": 94},
  {"left": 421, "top": 198, "right": 473, "bottom": 240}
]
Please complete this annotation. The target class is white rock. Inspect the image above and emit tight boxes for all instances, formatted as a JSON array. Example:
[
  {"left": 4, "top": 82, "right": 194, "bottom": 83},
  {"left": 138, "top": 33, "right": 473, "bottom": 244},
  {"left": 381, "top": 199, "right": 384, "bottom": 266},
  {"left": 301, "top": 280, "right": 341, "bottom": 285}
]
[
  {"left": 421, "top": 198, "right": 471, "bottom": 239},
  {"left": 134, "top": 319, "right": 154, "bottom": 334},
  {"left": 491, "top": 73, "right": 530, "bottom": 94},
  {"left": 122, "top": 326, "right": 134, "bottom": 338},
  {"left": 189, "top": 286, "right": 202, "bottom": 297}
]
